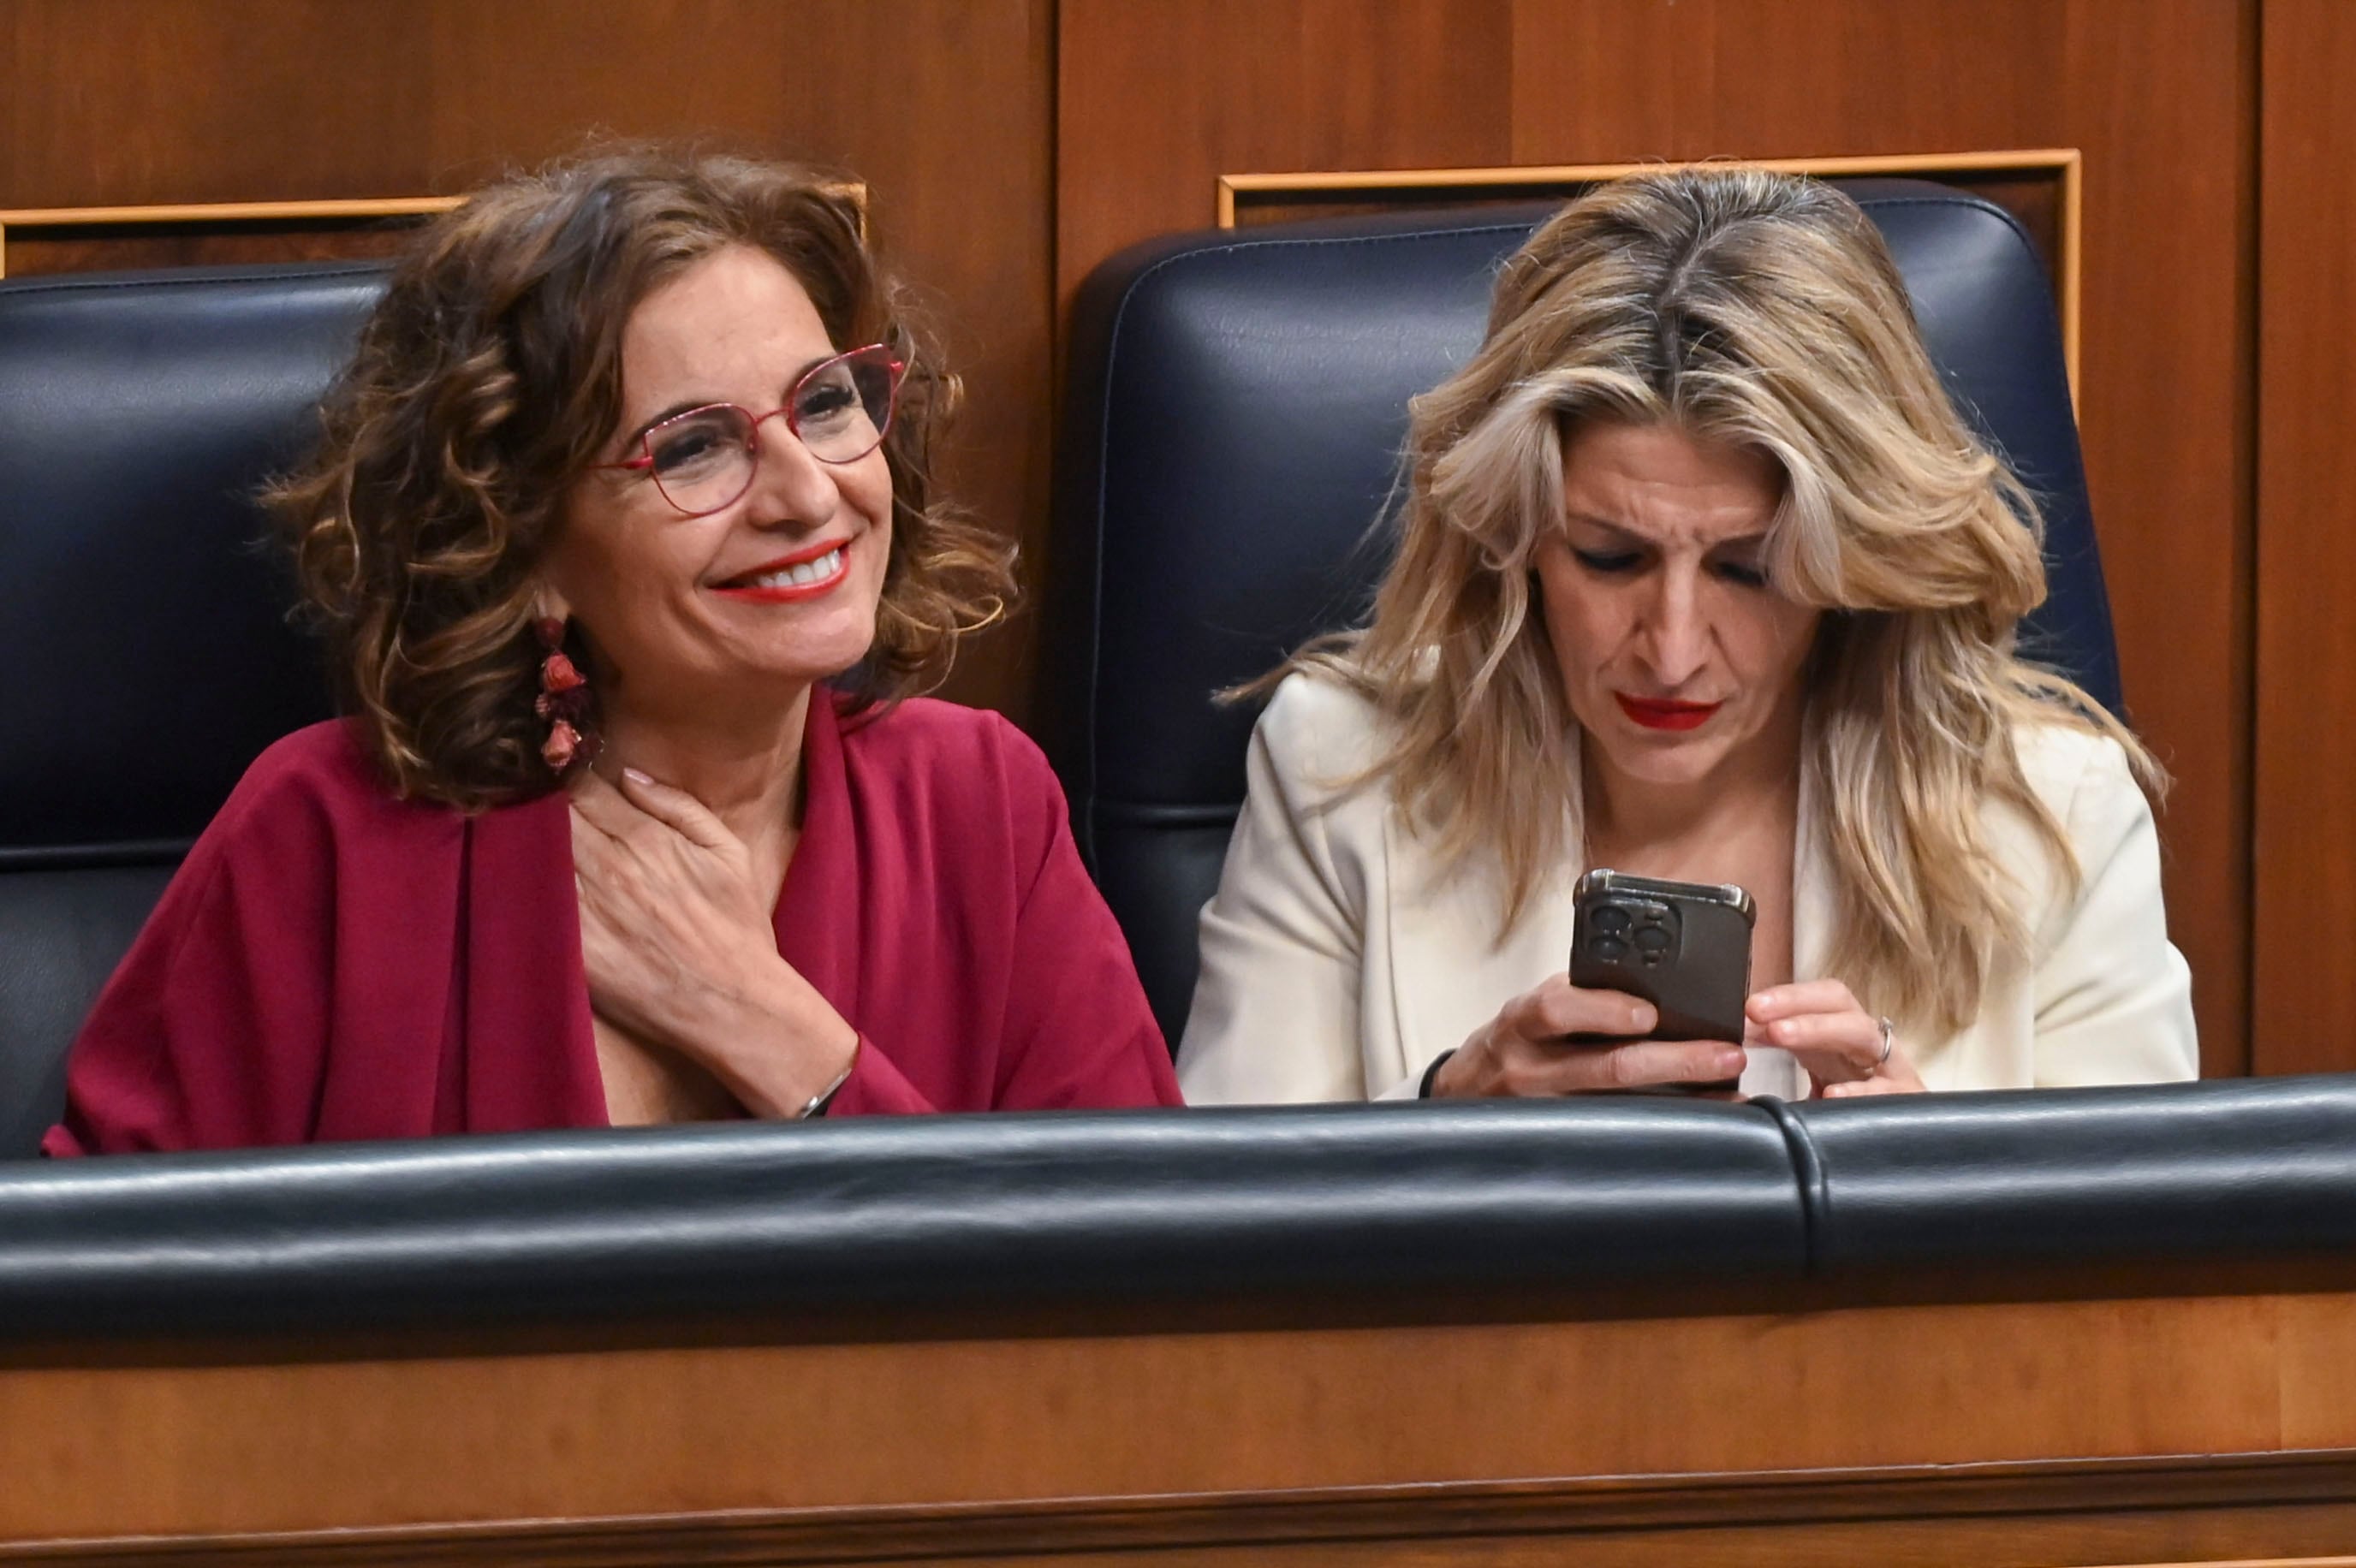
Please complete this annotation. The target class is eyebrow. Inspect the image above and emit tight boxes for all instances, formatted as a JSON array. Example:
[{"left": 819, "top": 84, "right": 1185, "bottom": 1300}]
[
  {"left": 614, "top": 351, "right": 842, "bottom": 454},
  {"left": 1565, "top": 512, "right": 1770, "bottom": 550}
]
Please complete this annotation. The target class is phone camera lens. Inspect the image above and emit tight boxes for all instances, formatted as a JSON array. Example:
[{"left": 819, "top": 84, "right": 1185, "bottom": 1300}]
[
  {"left": 1594, "top": 906, "right": 1632, "bottom": 934},
  {"left": 1633, "top": 925, "right": 1672, "bottom": 953},
  {"left": 1592, "top": 935, "right": 1628, "bottom": 963}
]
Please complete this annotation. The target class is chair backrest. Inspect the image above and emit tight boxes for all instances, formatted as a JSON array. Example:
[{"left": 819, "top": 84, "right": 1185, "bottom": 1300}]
[
  {"left": 0, "top": 262, "right": 386, "bottom": 1155},
  {"left": 1048, "top": 180, "right": 2122, "bottom": 1046}
]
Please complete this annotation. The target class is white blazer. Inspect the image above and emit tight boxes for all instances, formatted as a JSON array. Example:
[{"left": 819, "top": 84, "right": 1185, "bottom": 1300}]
[{"left": 1176, "top": 674, "right": 2198, "bottom": 1103}]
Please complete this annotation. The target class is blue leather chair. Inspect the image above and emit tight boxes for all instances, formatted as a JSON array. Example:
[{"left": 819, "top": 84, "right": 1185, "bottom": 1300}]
[
  {"left": 1048, "top": 181, "right": 2122, "bottom": 1045},
  {"left": 0, "top": 262, "right": 383, "bottom": 1155}
]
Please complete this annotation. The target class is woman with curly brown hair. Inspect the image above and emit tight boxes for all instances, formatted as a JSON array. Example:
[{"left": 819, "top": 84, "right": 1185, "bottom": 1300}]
[{"left": 46, "top": 150, "right": 1177, "bottom": 1154}]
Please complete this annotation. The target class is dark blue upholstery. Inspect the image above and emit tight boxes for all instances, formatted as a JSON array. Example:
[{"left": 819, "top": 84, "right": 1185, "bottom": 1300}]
[
  {"left": 9, "top": 1075, "right": 2356, "bottom": 1339},
  {"left": 0, "top": 262, "right": 383, "bottom": 1155},
  {"left": 1049, "top": 181, "right": 2124, "bottom": 1044}
]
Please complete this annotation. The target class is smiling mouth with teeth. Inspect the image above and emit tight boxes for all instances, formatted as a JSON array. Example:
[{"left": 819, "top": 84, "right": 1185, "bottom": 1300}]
[{"left": 711, "top": 544, "right": 850, "bottom": 603}]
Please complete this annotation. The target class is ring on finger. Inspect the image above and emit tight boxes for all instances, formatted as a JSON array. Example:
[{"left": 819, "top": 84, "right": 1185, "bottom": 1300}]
[{"left": 1871, "top": 1015, "right": 1895, "bottom": 1072}]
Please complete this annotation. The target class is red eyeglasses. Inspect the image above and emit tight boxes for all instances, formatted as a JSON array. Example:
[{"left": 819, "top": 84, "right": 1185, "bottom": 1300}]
[{"left": 592, "top": 343, "right": 905, "bottom": 517}]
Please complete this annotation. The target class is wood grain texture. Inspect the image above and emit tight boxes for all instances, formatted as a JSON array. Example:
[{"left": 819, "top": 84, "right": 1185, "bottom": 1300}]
[
  {"left": 0, "top": 1, "right": 433, "bottom": 207},
  {"left": 0, "top": 0, "right": 1050, "bottom": 717},
  {"left": 1056, "top": 0, "right": 1518, "bottom": 308},
  {"left": 1058, "top": 0, "right": 2258, "bottom": 1074},
  {"left": 14, "top": 1455, "right": 2356, "bottom": 1565},
  {"left": 3, "top": 1290, "right": 2354, "bottom": 1549},
  {"left": 2251, "top": 0, "right": 2356, "bottom": 1074}
]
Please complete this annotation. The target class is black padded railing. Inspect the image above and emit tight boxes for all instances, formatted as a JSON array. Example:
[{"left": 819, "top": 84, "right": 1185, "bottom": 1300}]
[{"left": 3, "top": 1077, "right": 2353, "bottom": 1342}]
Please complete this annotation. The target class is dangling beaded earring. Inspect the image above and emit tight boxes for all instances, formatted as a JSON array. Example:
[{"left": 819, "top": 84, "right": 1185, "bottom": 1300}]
[{"left": 533, "top": 617, "right": 596, "bottom": 776}]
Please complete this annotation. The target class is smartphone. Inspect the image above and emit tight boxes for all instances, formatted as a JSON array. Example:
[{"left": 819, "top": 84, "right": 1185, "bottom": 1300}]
[{"left": 1568, "top": 870, "right": 1757, "bottom": 1089}]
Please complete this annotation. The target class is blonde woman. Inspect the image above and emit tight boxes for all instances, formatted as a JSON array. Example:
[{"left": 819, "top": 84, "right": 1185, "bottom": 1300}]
[{"left": 1177, "top": 169, "right": 2197, "bottom": 1104}]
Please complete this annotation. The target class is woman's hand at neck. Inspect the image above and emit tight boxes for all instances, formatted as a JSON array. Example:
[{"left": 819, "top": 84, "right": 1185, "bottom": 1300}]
[
  {"left": 568, "top": 677, "right": 859, "bottom": 1121},
  {"left": 592, "top": 680, "right": 815, "bottom": 900}
]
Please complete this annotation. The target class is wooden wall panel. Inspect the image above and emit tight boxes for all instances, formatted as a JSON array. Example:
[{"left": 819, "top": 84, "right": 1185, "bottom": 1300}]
[
  {"left": 1056, "top": 0, "right": 1518, "bottom": 309},
  {"left": 2252, "top": 0, "right": 2356, "bottom": 1073},
  {"left": 0, "top": 1, "right": 434, "bottom": 205},
  {"left": 10, "top": 1290, "right": 2356, "bottom": 1558},
  {"left": 1058, "top": 0, "right": 2258, "bottom": 1076},
  {"left": 0, "top": 0, "right": 1052, "bottom": 717}
]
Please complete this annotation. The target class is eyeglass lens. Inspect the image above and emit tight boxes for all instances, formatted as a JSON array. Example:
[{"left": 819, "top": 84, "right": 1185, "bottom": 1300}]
[{"left": 644, "top": 346, "right": 898, "bottom": 515}]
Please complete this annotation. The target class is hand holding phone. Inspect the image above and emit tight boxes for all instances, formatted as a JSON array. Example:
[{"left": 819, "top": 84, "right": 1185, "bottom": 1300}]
[
  {"left": 1423, "top": 971, "right": 1748, "bottom": 1100},
  {"left": 1568, "top": 869, "right": 1757, "bottom": 1092}
]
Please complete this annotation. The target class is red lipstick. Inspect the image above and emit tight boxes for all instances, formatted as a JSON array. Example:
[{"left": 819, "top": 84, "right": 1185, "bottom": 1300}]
[
  {"left": 709, "top": 538, "right": 853, "bottom": 604},
  {"left": 1615, "top": 693, "right": 1721, "bottom": 732}
]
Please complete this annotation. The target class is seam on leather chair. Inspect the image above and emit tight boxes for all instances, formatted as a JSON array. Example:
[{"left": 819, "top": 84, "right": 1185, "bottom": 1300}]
[
  {"left": 1847, "top": 192, "right": 2067, "bottom": 394},
  {"left": 1752, "top": 1096, "right": 1829, "bottom": 1274},
  {"left": 1082, "top": 222, "right": 1539, "bottom": 852},
  {"left": 0, "top": 840, "right": 196, "bottom": 872},
  {"left": 1848, "top": 193, "right": 2075, "bottom": 401},
  {"left": 1852, "top": 193, "right": 2044, "bottom": 269},
  {"left": 1092, "top": 802, "right": 1241, "bottom": 827},
  {"left": 1845, "top": 195, "right": 2047, "bottom": 437}
]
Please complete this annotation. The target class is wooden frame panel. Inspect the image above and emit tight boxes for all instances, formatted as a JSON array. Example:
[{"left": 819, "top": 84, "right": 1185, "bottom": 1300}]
[{"left": 1214, "top": 150, "right": 2084, "bottom": 400}]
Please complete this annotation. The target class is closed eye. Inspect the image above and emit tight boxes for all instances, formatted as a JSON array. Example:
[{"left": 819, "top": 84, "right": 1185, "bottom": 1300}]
[
  {"left": 1712, "top": 558, "right": 1770, "bottom": 589},
  {"left": 1572, "top": 548, "right": 1645, "bottom": 575}
]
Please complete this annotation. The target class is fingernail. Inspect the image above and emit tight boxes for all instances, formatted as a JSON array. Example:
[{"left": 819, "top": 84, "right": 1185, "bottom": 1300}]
[
  {"left": 1631, "top": 1003, "right": 1657, "bottom": 1031},
  {"left": 1771, "top": 1019, "right": 1795, "bottom": 1042},
  {"left": 622, "top": 768, "right": 651, "bottom": 786}
]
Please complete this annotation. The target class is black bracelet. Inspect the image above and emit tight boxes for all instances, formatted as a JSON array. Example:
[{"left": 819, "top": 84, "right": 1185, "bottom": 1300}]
[{"left": 1418, "top": 1048, "right": 1458, "bottom": 1099}]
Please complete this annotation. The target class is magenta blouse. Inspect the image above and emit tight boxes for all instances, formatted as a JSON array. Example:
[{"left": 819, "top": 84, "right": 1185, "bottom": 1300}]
[{"left": 45, "top": 693, "right": 1179, "bottom": 1154}]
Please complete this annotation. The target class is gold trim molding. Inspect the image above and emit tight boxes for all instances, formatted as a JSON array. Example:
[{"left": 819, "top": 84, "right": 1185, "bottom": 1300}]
[
  {"left": 0, "top": 184, "right": 873, "bottom": 281},
  {"left": 0, "top": 197, "right": 463, "bottom": 279}
]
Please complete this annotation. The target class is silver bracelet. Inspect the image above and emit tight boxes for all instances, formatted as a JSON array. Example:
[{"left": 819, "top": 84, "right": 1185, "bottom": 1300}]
[{"left": 798, "top": 1040, "right": 860, "bottom": 1120}]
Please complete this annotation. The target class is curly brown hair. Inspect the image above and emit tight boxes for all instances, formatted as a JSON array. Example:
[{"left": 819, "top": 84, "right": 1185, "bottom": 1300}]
[{"left": 270, "top": 148, "right": 1015, "bottom": 809}]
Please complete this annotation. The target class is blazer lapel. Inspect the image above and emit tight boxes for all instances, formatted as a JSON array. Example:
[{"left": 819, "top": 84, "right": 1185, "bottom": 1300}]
[
  {"left": 773, "top": 689, "right": 861, "bottom": 1015},
  {"left": 1377, "top": 793, "right": 1585, "bottom": 1090}
]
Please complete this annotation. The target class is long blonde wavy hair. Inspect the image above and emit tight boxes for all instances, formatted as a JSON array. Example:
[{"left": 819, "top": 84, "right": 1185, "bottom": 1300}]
[{"left": 1285, "top": 168, "right": 2157, "bottom": 1035}]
